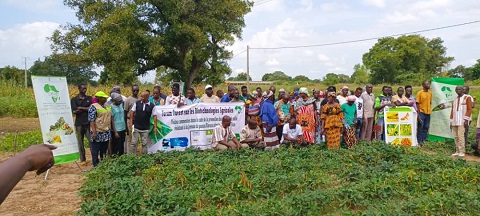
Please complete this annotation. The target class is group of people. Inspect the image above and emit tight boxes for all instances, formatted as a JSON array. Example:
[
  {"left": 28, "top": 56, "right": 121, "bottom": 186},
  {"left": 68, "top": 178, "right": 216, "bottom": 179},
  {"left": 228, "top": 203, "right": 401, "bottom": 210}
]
[{"left": 70, "top": 81, "right": 479, "bottom": 167}]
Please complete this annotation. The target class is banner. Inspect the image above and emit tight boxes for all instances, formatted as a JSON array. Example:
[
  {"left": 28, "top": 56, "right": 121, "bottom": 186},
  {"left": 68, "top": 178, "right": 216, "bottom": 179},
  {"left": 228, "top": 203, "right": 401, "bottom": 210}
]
[
  {"left": 429, "top": 78, "right": 464, "bottom": 141},
  {"left": 148, "top": 103, "right": 245, "bottom": 153},
  {"left": 384, "top": 106, "right": 418, "bottom": 147},
  {"left": 32, "top": 76, "right": 79, "bottom": 164}
]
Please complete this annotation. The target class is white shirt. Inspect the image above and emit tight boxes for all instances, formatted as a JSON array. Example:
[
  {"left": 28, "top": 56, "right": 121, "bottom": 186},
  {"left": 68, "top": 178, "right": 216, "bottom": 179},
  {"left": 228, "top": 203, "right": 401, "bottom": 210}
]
[
  {"left": 337, "top": 95, "right": 347, "bottom": 106},
  {"left": 281, "top": 123, "right": 303, "bottom": 143},
  {"left": 355, "top": 96, "right": 364, "bottom": 119},
  {"left": 131, "top": 101, "right": 151, "bottom": 112}
]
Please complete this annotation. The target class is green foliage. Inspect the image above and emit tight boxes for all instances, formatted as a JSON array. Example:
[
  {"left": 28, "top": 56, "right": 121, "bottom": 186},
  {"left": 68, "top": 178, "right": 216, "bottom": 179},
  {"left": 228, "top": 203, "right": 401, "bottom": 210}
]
[
  {"left": 79, "top": 142, "right": 480, "bottom": 215},
  {"left": 262, "top": 71, "right": 292, "bottom": 81},
  {"left": 322, "top": 73, "right": 351, "bottom": 85},
  {"left": 29, "top": 54, "right": 97, "bottom": 86},
  {"left": 51, "top": 0, "right": 253, "bottom": 88},
  {"left": 0, "top": 130, "right": 43, "bottom": 152},
  {"left": 363, "top": 35, "right": 453, "bottom": 84},
  {"left": 470, "top": 59, "right": 480, "bottom": 80},
  {"left": 0, "top": 66, "right": 26, "bottom": 86},
  {"left": 227, "top": 72, "right": 252, "bottom": 81},
  {"left": 351, "top": 64, "right": 370, "bottom": 84},
  {"left": 292, "top": 75, "right": 310, "bottom": 82}
]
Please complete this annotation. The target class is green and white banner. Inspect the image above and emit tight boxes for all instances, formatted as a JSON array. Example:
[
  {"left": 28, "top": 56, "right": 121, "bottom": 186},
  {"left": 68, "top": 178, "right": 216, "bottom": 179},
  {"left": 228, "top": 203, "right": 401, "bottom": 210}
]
[
  {"left": 32, "top": 76, "right": 79, "bottom": 164},
  {"left": 429, "top": 78, "right": 464, "bottom": 141},
  {"left": 149, "top": 103, "right": 245, "bottom": 153},
  {"left": 384, "top": 106, "right": 417, "bottom": 147}
]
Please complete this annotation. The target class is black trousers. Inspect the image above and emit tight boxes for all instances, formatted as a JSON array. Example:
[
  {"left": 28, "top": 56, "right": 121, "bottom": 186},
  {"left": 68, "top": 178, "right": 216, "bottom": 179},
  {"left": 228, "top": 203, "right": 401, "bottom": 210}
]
[{"left": 111, "top": 130, "right": 126, "bottom": 156}]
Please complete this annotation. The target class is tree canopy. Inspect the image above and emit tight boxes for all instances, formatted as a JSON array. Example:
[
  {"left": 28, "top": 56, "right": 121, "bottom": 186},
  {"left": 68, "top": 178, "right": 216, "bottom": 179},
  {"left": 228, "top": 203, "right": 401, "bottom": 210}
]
[
  {"left": 227, "top": 72, "right": 252, "bottom": 81},
  {"left": 29, "top": 54, "right": 97, "bottom": 85},
  {"left": 51, "top": 0, "right": 253, "bottom": 88},
  {"left": 362, "top": 35, "right": 453, "bottom": 84},
  {"left": 262, "top": 71, "right": 292, "bottom": 81}
]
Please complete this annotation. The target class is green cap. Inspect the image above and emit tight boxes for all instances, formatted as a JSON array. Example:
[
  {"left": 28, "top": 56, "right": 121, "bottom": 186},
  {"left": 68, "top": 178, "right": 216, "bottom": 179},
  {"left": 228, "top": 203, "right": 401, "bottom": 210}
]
[{"left": 94, "top": 91, "right": 109, "bottom": 98}]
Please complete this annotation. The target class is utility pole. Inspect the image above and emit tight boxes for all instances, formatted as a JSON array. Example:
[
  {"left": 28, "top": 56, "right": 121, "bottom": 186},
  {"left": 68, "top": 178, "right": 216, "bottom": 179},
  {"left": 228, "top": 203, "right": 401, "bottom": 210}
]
[
  {"left": 22, "top": 57, "right": 28, "bottom": 88},
  {"left": 246, "top": 45, "right": 250, "bottom": 90}
]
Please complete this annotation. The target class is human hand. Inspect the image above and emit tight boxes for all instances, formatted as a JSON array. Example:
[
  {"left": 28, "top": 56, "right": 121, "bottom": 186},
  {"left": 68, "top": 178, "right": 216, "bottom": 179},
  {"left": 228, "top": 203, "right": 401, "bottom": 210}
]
[
  {"left": 115, "top": 132, "right": 120, "bottom": 139},
  {"left": 92, "top": 132, "right": 97, "bottom": 140},
  {"left": 464, "top": 120, "right": 469, "bottom": 128},
  {"left": 19, "top": 144, "right": 57, "bottom": 175},
  {"left": 154, "top": 127, "right": 158, "bottom": 134}
]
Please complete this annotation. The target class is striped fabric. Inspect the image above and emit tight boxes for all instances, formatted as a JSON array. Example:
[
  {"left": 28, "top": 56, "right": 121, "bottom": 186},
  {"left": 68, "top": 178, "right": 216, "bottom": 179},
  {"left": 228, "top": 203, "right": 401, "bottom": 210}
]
[
  {"left": 450, "top": 95, "right": 472, "bottom": 126},
  {"left": 263, "top": 127, "right": 279, "bottom": 147}
]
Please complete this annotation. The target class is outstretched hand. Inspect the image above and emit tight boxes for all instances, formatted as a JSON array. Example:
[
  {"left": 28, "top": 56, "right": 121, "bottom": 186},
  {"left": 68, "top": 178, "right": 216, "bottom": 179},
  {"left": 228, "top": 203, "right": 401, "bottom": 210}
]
[{"left": 20, "top": 144, "right": 57, "bottom": 175}]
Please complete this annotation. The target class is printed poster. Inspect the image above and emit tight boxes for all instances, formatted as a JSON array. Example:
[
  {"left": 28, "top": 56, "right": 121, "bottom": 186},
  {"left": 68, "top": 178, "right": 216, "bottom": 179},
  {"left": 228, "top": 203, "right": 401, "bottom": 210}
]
[
  {"left": 429, "top": 78, "right": 464, "bottom": 141},
  {"left": 149, "top": 103, "right": 245, "bottom": 153},
  {"left": 31, "top": 76, "right": 79, "bottom": 164},
  {"left": 384, "top": 106, "right": 418, "bottom": 147}
]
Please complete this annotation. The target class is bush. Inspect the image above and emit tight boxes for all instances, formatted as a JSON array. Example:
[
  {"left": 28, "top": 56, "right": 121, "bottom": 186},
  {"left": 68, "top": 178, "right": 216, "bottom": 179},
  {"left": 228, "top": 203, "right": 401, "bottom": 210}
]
[{"left": 78, "top": 142, "right": 480, "bottom": 215}]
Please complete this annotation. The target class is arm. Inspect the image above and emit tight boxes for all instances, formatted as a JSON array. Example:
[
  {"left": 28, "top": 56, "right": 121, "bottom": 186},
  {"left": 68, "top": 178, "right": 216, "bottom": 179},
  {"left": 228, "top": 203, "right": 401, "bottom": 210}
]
[
  {"left": 465, "top": 97, "right": 473, "bottom": 127},
  {"left": 129, "top": 111, "right": 134, "bottom": 130},
  {"left": 0, "top": 144, "right": 56, "bottom": 204},
  {"left": 111, "top": 113, "right": 118, "bottom": 138},
  {"left": 71, "top": 98, "right": 79, "bottom": 114}
]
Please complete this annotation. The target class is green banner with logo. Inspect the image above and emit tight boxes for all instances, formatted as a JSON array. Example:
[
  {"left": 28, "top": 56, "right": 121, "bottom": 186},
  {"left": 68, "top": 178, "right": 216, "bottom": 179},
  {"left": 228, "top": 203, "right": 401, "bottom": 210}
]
[
  {"left": 32, "top": 76, "right": 79, "bottom": 165},
  {"left": 429, "top": 78, "right": 464, "bottom": 141}
]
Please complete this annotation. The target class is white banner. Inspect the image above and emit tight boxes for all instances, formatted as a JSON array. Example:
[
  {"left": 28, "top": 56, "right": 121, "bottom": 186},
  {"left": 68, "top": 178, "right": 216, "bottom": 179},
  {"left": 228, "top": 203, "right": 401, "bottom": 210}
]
[
  {"left": 32, "top": 76, "right": 79, "bottom": 164},
  {"left": 149, "top": 103, "right": 245, "bottom": 153}
]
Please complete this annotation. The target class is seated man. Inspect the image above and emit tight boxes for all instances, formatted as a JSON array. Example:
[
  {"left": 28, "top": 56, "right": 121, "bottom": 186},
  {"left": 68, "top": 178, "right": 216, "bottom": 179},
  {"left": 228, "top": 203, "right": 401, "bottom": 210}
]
[
  {"left": 211, "top": 116, "right": 249, "bottom": 150},
  {"left": 282, "top": 118, "right": 307, "bottom": 147},
  {"left": 240, "top": 119, "right": 265, "bottom": 150}
]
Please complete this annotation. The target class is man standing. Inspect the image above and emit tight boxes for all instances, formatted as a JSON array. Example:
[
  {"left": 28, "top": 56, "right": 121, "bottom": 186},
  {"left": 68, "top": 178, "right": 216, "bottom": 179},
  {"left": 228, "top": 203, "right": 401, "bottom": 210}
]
[
  {"left": 361, "top": 84, "right": 375, "bottom": 141},
  {"left": 216, "top": 89, "right": 224, "bottom": 99},
  {"left": 416, "top": 81, "right": 432, "bottom": 145},
  {"left": 185, "top": 88, "right": 201, "bottom": 105},
  {"left": 375, "top": 86, "right": 394, "bottom": 141},
  {"left": 221, "top": 85, "right": 235, "bottom": 102},
  {"left": 261, "top": 91, "right": 280, "bottom": 149},
  {"left": 230, "top": 89, "right": 241, "bottom": 102},
  {"left": 450, "top": 86, "right": 473, "bottom": 157},
  {"left": 165, "top": 83, "right": 186, "bottom": 105},
  {"left": 71, "top": 84, "right": 92, "bottom": 165},
  {"left": 88, "top": 91, "right": 112, "bottom": 167},
  {"left": 149, "top": 86, "right": 165, "bottom": 106},
  {"left": 211, "top": 116, "right": 248, "bottom": 150},
  {"left": 154, "top": 83, "right": 167, "bottom": 100},
  {"left": 107, "top": 85, "right": 127, "bottom": 104},
  {"left": 129, "top": 91, "right": 155, "bottom": 154},
  {"left": 201, "top": 85, "right": 220, "bottom": 103},
  {"left": 392, "top": 87, "right": 411, "bottom": 106},
  {"left": 463, "top": 86, "right": 474, "bottom": 148},
  {"left": 269, "top": 86, "right": 276, "bottom": 101},
  {"left": 239, "top": 86, "right": 251, "bottom": 103},
  {"left": 405, "top": 85, "right": 418, "bottom": 111},
  {"left": 354, "top": 87, "right": 364, "bottom": 139},
  {"left": 124, "top": 85, "right": 140, "bottom": 153}
]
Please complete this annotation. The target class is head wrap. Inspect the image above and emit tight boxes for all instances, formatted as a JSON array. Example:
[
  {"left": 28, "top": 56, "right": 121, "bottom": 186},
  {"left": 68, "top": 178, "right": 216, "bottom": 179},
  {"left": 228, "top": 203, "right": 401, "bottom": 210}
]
[
  {"left": 347, "top": 95, "right": 356, "bottom": 102},
  {"left": 299, "top": 87, "right": 309, "bottom": 96},
  {"left": 111, "top": 92, "right": 123, "bottom": 102},
  {"left": 262, "top": 90, "right": 274, "bottom": 98},
  {"left": 251, "top": 91, "right": 258, "bottom": 98}
]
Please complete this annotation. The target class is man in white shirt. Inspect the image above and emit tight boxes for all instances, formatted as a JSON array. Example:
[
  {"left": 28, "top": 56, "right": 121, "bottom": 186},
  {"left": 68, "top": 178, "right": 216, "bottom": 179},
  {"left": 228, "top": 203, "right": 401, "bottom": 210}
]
[
  {"left": 450, "top": 86, "right": 472, "bottom": 157},
  {"left": 211, "top": 116, "right": 249, "bottom": 150},
  {"left": 282, "top": 118, "right": 306, "bottom": 147},
  {"left": 354, "top": 87, "right": 364, "bottom": 139}
]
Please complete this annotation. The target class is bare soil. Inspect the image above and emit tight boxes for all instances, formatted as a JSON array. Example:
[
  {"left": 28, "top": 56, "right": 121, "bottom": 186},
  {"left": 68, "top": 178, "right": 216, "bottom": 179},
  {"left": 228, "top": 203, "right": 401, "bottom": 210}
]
[{"left": 0, "top": 117, "right": 40, "bottom": 133}]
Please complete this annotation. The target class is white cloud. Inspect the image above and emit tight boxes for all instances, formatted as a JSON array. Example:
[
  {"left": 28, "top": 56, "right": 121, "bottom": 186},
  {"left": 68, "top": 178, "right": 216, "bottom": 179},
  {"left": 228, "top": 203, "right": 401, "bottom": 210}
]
[
  {"left": 363, "top": 0, "right": 386, "bottom": 8},
  {"left": 0, "top": 22, "right": 59, "bottom": 68},
  {"left": 317, "top": 54, "right": 330, "bottom": 62},
  {"left": 3, "top": 0, "right": 58, "bottom": 11},
  {"left": 265, "top": 58, "right": 280, "bottom": 66}
]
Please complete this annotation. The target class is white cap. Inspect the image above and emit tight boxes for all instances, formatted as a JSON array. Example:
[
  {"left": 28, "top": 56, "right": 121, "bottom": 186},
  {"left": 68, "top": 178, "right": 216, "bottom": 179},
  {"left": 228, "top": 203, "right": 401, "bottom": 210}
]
[{"left": 205, "top": 84, "right": 213, "bottom": 90}]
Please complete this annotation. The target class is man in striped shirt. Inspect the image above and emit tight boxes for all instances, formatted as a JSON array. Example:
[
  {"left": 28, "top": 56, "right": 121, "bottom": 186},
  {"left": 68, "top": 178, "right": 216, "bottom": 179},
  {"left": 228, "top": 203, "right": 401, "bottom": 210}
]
[
  {"left": 450, "top": 86, "right": 473, "bottom": 157},
  {"left": 211, "top": 116, "right": 249, "bottom": 150}
]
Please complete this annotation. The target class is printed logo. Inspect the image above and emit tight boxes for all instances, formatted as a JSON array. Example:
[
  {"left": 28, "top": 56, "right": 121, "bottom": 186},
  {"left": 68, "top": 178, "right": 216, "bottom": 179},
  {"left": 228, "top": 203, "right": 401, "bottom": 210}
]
[
  {"left": 441, "top": 86, "right": 453, "bottom": 99},
  {"left": 234, "top": 106, "right": 243, "bottom": 114},
  {"left": 44, "top": 84, "right": 60, "bottom": 103}
]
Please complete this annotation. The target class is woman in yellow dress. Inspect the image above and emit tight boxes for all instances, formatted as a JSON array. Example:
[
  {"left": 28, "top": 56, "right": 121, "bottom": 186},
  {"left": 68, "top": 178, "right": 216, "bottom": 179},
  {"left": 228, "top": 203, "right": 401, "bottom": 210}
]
[{"left": 321, "top": 92, "right": 345, "bottom": 150}]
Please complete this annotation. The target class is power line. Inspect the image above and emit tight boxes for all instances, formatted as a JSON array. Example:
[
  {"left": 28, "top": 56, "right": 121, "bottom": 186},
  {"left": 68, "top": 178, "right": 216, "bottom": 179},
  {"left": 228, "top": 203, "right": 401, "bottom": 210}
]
[
  {"left": 231, "top": 49, "right": 247, "bottom": 58},
  {"left": 254, "top": 0, "right": 275, "bottom": 6},
  {"left": 249, "top": 20, "right": 480, "bottom": 50}
]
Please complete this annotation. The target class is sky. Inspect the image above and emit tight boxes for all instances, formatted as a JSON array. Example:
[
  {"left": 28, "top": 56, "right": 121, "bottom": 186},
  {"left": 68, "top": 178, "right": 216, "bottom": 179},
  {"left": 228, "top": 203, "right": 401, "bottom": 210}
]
[{"left": 1, "top": 0, "right": 480, "bottom": 82}]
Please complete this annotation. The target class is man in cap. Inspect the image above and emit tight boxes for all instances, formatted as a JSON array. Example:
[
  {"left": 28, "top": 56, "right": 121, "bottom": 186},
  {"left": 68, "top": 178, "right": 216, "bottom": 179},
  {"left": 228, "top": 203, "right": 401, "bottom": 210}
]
[
  {"left": 239, "top": 86, "right": 251, "bottom": 103},
  {"left": 130, "top": 91, "right": 155, "bottom": 154},
  {"left": 71, "top": 83, "right": 92, "bottom": 165},
  {"left": 110, "top": 93, "right": 126, "bottom": 156},
  {"left": 124, "top": 84, "right": 140, "bottom": 153},
  {"left": 201, "top": 85, "right": 220, "bottom": 103},
  {"left": 107, "top": 85, "right": 127, "bottom": 105},
  {"left": 88, "top": 91, "right": 112, "bottom": 167},
  {"left": 337, "top": 86, "right": 349, "bottom": 105}
]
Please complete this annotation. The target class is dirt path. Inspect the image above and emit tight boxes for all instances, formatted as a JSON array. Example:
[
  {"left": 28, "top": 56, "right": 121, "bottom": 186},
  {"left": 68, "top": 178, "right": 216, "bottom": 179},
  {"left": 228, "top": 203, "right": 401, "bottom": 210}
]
[
  {"left": 0, "top": 117, "right": 40, "bottom": 133},
  {"left": 0, "top": 151, "right": 93, "bottom": 216}
]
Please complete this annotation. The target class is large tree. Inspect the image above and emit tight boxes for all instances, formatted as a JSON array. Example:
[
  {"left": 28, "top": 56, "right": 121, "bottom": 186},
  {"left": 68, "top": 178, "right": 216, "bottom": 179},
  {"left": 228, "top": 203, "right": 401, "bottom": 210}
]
[
  {"left": 350, "top": 64, "right": 369, "bottom": 84},
  {"left": 0, "top": 66, "right": 24, "bottom": 85},
  {"left": 51, "top": 0, "right": 252, "bottom": 88},
  {"left": 261, "top": 71, "right": 292, "bottom": 81},
  {"left": 29, "top": 54, "right": 97, "bottom": 85},
  {"left": 362, "top": 35, "right": 453, "bottom": 84}
]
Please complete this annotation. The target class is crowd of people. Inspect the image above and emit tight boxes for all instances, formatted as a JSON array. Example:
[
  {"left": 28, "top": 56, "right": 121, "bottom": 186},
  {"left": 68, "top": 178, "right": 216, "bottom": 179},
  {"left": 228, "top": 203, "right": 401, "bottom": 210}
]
[{"left": 70, "top": 81, "right": 479, "bottom": 167}]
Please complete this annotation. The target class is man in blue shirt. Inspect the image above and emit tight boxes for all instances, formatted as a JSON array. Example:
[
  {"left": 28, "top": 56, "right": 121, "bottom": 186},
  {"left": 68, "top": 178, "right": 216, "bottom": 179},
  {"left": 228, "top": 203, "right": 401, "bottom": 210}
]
[
  {"left": 261, "top": 90, "right": 280, "bottom": 149},
  {"left": 186, "top": 88, "right": 201, "bottom": 105},
  {"left": 221, "top": 85, "right": 235, "bottom": 102}
]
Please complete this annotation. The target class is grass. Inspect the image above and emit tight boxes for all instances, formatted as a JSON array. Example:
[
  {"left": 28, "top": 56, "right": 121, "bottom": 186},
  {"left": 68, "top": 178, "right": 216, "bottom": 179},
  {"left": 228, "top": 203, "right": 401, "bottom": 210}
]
[
  {"left": 0, "top": 130, "right": 43, "bottom": 153},
  {"left": 78, "top": 141, "right": 480, "bottom": 215}
]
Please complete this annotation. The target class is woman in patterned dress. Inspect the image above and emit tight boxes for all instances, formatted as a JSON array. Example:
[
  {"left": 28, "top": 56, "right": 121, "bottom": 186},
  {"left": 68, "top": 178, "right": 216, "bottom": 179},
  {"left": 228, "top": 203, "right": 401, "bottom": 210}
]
[
  {"left": 321, "top": 92, "right": 345, "bottom": 150},
  {"left": 248, "top": 91, "right": 263, "bottom": 137},
  {"left": 313, "top": 89, "right": 325, "bottom": 143},
  {"left": 294, "top": 87, "right": 317, "bottom": 144}
]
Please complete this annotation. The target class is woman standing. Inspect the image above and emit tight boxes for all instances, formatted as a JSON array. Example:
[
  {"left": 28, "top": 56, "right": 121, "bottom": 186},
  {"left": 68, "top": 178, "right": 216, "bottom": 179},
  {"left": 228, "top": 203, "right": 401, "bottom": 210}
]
[
  {"left": 248, "top": 91, "right": 263, "bottom": 137},
  {"left": 341, "top": 96, "right": 357, "bottom": 148},
  {"left": 314, "top": 89, "right": 325, "bottom": 143},
  {"left": 294, "top": 88, "right": 317, "bottom": 144},
  {"left": 321, "top": 92, "right": 345, "bottom": 150},
  {"left": 275, "top": 93, "right": 294, "bottom": 140}
]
